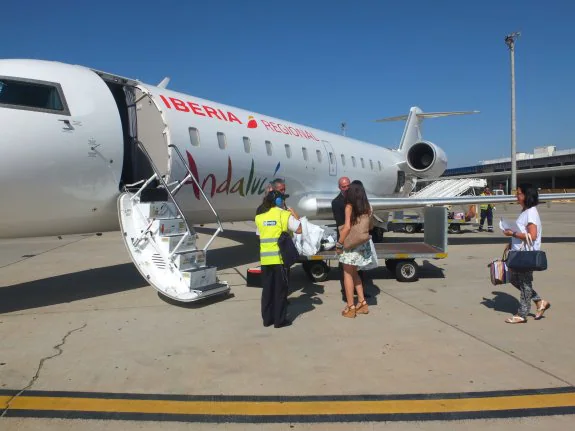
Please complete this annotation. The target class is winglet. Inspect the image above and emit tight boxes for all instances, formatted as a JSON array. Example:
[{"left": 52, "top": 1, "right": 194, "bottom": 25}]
[{"left": 158, "top": 77, "right": 170, "bottom": 89}]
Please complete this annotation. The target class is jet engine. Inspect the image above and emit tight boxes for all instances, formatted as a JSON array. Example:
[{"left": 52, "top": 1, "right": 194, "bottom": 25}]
[{"left": 404, "top": 140, "right": 448, "bottom": 178}]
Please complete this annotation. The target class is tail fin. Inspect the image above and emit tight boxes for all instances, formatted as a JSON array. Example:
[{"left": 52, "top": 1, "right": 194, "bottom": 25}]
[{"left": 375, "top": 107, "right": 479, "bottom": 152}]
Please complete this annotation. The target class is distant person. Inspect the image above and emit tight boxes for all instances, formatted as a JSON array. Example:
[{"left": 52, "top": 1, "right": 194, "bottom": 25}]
[
  {"left": 335, "top": 181, "right": 373, "bottom": 318},
  {"left": 331, "top": 177, "right": 366, "bottom": 297},
  {"left": 501, "top": 183, "right": 551, "bottom": 323},
  {"left": 479, "top": 187, "right": 494, "bottom": 232},
  {"left": 255, "top": 190, "right": 301, "bottom": 328}
]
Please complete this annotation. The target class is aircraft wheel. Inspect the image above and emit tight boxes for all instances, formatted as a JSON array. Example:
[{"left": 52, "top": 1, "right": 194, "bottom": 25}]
[
  {"left": 395, "top": 260, "right": 419, "bottom": 282},
  {"left": 303, "top": 261, "right": 329, "bottom": 282}
]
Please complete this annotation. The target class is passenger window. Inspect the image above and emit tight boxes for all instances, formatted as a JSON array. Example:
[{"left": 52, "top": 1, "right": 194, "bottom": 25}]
[
  {"left": 341, "top": 154, "right": 346, "bottom": 166},
  {"left": 302, "top": 147, "right": 308, "bottom": 161},
  {"left": 316, "top": 149, "right": 322, "bottom": 163},
  {"left": 369, "top": 159, "right": 374, "bottom": 170},
  {"left": 361, "top": 158, "right": 365, "bottom": 169},
  {"left": 351, "top": 156, "right": 356, "bottom": 167},
  {"left": 217, "top": 132, "right": 227, "bottom": 150},
  {"left": 0, "top": 77, "right": 68, "bottom": 114},
  {"left": 189, "top": 127, "right": 200, "bottom": 147},
  {"left": 285, "top": 144, "right": 292, "bottom": 158},
  {"left": 329, "top": 152, "right": 335, "bottom": 164},
  {"left": 265, "top": 140, "right": 273, "bottom": 156},
  {"left": 243, "top": 136, "right": 251, "bottom": 153},
  {"left": 378, "top": 161, "right": 382, "bottom": 171}
]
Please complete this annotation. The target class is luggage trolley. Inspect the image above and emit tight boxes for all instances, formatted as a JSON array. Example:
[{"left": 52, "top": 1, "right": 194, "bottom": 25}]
[{"left": 299, "top": 207, "right": 448, "bottom": 283}]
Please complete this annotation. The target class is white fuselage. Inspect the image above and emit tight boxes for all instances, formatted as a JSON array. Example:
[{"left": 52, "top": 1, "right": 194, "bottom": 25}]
[{"left": 0, "top": 59, "right": 416, "bottom": 239}]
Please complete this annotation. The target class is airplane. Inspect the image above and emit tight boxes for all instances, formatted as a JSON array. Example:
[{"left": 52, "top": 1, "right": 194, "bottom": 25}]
[{"left": 1, "top": 59, "right": 574, "bottom": 303}]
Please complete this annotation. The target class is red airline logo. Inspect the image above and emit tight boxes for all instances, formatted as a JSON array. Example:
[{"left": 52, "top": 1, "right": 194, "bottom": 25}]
[{"left": 247, "top": 116, "right": 258, "bottom": 129}]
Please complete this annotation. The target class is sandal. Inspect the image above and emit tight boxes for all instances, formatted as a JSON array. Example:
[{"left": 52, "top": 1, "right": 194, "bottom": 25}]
[
  {"left": 342, "top": 305, "right": 356, "bottom": 318},
  {"left": 534, "top": 301, "right": 550, "bottom": 320},
  {"left": 355, "top": 299, "right": 369, "bottom": 315},
  {"left": 505, "top": 315, "right": 526, "bottom": 324}
]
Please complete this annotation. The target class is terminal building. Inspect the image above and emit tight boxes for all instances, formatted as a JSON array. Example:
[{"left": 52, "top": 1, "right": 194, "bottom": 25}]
[{"left": 438, "top": 146, "right": 575, "bottom": 193}]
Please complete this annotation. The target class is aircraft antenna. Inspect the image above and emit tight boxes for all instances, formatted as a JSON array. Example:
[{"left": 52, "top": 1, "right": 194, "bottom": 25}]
[{"left": 340, "top": 122, "right": 347, "bottom": 136}]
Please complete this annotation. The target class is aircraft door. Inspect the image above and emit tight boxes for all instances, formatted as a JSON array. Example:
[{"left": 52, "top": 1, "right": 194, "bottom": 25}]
[
  {"left": 132, "top": 86, "right": 170, "bottom": 181},
  {"left": 321, "top": 140, "right": 337, "bottom": 176}
]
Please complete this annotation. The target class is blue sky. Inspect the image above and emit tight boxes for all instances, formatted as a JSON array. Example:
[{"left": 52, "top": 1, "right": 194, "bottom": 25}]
[{"left": 2, "top": 0, "right": 574, "bottom": 167}]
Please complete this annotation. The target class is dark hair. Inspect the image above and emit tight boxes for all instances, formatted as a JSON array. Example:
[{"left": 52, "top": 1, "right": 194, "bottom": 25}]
[
  {"left": 518, "top": 183, "right": 539, "bottom": 208},
  {"left": 345, "top": 182, "right": 370, "bottom": 224}
]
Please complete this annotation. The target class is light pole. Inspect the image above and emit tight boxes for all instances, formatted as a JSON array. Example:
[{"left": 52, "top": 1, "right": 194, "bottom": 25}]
[{"left": 505, "top": 31, "right": 520, "bottom": 194}]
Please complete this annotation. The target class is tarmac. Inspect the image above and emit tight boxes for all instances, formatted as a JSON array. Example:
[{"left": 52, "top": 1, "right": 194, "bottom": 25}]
[{"left": 1, "top": 202, "right": 575, "bottom": 429}]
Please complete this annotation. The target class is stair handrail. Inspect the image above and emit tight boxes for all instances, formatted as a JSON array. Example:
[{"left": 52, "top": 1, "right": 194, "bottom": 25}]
[
  {"left": 167, "top": 144, "right": 223, "bottom": 231},
  {"left": 133, "top": 142, "right": 192, "bottom": 238},
  {"left": 133, "top": 141, "right": 223, "bottom": 255}
]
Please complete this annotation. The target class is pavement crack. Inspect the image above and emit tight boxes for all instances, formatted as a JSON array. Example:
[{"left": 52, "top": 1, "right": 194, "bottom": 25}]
[{"left": 0, "top": 323, "right": 87, "bottom": 417}]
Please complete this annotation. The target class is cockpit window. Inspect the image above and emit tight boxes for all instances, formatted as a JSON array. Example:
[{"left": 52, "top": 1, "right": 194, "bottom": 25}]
[{"left": 0, "top": 77, "right": 70, "bottom": 115}]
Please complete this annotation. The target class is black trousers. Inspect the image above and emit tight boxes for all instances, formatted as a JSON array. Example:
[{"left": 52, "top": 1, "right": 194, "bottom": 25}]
[
  {"left": 261, "top": 264, "right": 289, "bottom": 327},
  {"left": 480, "top": 208, "right": 493, "bottom": 229}
]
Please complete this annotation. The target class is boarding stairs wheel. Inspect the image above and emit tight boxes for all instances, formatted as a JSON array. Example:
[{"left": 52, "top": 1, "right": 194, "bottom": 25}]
[{"left": 118, "top": 142, "right": 229, "bottom": 303}]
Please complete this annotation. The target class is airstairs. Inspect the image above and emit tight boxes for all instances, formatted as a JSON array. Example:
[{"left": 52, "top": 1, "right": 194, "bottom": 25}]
[
  {"left": 410, "top": 178, "right": 487, "bottom": 199},
  {"left": 118, "top": 142, "right": 230, "bottom": 302}
]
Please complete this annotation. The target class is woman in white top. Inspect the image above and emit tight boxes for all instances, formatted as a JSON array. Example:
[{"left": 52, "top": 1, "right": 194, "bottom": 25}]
[{"left": 502, "top": 184, "right": 551, "bottom": 323}]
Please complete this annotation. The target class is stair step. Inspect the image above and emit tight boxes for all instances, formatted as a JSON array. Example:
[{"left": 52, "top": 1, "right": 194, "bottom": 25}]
[
  {"left": 174, "top": 282, "right": 230, "bottom": 301},
  {"left": 152, "top": 218, "right": 187, "bottom": 237},
  {"left": 139, "top": 202, "right": 178, "bottom": 220},
  {"left": 181, "top": 266, "right": 217, "bottom": 290},
  {"left": 158, "top": 234, "right": 197, "bottom": 254},
  {"left": 174, "top": 250, "right": 205, "bottom": 271}
]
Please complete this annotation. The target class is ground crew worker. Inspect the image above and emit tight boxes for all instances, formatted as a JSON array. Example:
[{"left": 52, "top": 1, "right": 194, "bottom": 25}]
[
  {"left": 255, "top": 190, "right": 301, "bottom": 328},
  {"left": 479, "top": 187, "right": 494, "bottom": 232}
]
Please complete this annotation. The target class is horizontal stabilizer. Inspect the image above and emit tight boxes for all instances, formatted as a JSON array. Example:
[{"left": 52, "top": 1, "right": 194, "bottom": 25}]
[{"left": 375, "top": 111, "right": 479, "bottom": 122}]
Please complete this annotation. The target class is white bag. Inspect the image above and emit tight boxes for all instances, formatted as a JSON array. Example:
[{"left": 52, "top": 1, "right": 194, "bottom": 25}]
[
  {"left": 296, "top": 217, "right": 325, "bottom": 256},
  {"left": 361, "top": 238, "right": 379, "bottom": 270}
]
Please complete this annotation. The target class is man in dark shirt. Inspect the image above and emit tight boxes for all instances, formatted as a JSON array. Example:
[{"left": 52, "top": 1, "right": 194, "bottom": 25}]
[
  {"left": 256, "top": 178, "right": 289, "bottom": 215},
  {"left": 331, "top": 177, "right": 367, "bottom": 297}
]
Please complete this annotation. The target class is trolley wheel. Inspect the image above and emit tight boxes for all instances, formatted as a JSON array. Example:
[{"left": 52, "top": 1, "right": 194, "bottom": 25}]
[
  {"left": 404, "top": 224, "right": 417, "bottom": 234},
  {"left": 303, "top": 261, "right": 330, "bottom": 282},
  {"left": 448, "top": 224, "right": 461, "bottom": 234},
  {"left": 385, "top": 259, "right": 398, "bottom": 272},
  {"left": 395, "top": 260, "right": 419, "bottom": 282}
]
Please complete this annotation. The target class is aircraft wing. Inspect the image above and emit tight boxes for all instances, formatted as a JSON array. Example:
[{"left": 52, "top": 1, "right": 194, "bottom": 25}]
[{"left": 299, "top": 193, "right": 575, "bottom": 216}]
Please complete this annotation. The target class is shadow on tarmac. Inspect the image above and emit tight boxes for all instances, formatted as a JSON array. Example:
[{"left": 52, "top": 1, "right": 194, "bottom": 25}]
[
  {"left": 0, "top": 264, "right": 146, "bottom": 314},
  {"left": 480, "top": 290, "right": 521, "bottom": 314}
]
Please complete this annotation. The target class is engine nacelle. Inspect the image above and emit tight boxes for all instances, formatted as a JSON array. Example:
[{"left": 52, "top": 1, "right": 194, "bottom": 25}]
[{"left": 405, "top": 140, "right": 448, "bottom": 178}]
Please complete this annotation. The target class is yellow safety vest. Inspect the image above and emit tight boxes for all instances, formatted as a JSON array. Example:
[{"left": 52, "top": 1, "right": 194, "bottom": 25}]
[
  {"left": 255, "top": 207, "right": 292, "bottom": 266},
  {"left": 480, "top": 193, "right": 492, "bottom": 210}
]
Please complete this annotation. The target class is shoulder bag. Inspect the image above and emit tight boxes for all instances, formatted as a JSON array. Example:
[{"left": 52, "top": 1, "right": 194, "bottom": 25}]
[
  {"left": 505, "top": 234, "right": 547, "bottom": 272},
  {"left": 343, "top": 213, "right": 371, "bottom": 250}
]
